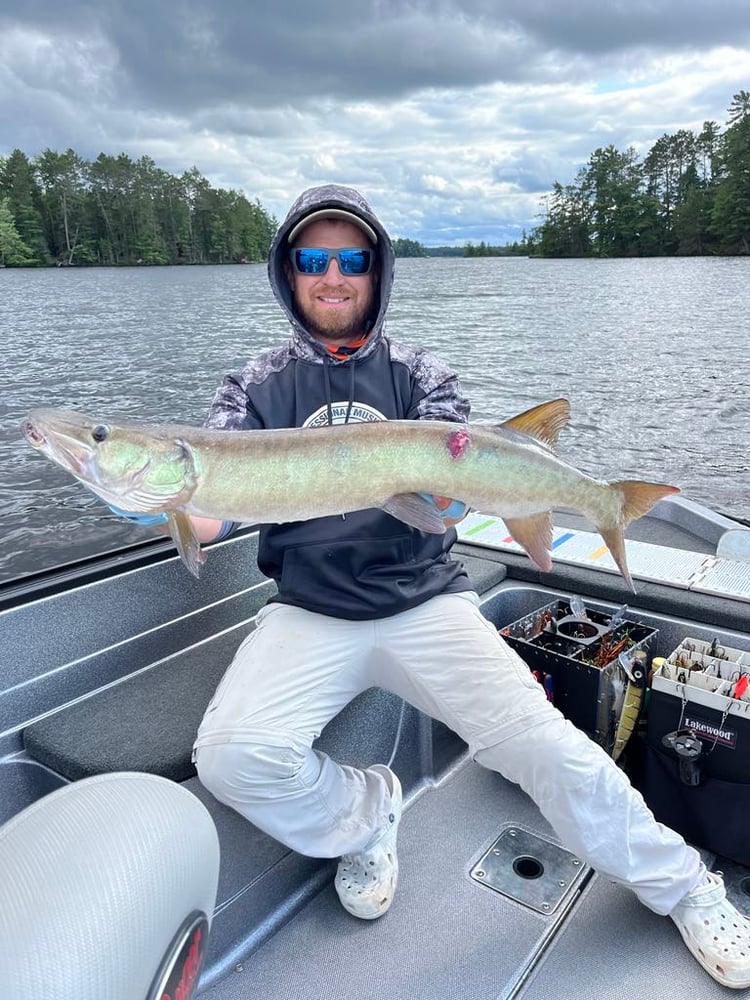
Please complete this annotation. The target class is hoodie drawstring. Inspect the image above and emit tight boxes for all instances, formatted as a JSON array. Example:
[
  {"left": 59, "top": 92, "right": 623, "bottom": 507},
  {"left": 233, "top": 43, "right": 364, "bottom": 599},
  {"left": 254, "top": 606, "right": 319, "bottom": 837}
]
[
  {"left": 322, "top": 353, "right": 357, "bottom": 519},
  {"left": 323, "top": 354, "right": 335, "bottom": 427},
  {"left": 322, "top": 353, "right": 357, "bottom": 426},
  {"left": 345, "top": 361, "right": 355, "bottom": 424}
]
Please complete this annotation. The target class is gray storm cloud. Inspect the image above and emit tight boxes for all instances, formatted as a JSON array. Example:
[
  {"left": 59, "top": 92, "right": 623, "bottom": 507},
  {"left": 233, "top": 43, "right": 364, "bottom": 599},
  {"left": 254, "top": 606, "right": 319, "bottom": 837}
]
[
  {"left": 1, "top": 0, "right": 749, "bottom": 244},
  {"left": 3, "top": 0, "right": 749, "bottom": 111}
]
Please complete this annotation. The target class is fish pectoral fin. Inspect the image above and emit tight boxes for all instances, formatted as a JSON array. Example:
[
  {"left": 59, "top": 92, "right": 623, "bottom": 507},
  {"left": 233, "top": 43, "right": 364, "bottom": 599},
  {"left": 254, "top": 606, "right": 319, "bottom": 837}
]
[
  {"left": 504, "top": 513, "right": 554, "bottom": 573},
  {"left": 167, "top": 512, "right": 206, "bottom": 578},
  {"left": 381, "top": 493, "right": 447, "bottom": 534},
  {"left": 500, "top": 399, "right": 571, "bottom": 452}
]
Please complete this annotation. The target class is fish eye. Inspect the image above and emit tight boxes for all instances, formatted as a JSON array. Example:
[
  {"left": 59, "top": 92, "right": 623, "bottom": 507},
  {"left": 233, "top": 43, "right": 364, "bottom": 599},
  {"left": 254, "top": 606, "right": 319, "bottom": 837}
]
[{"left": 91, "top": 424, "right": 110, "bottom": 443}]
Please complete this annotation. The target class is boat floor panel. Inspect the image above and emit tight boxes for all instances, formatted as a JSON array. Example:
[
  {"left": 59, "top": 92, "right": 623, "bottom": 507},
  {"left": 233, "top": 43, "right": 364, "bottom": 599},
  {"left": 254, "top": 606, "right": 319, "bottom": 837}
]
[
  {"left": 199, "top": 759, "right": 559, "bottom": 999},
  {"left": 518, "top": 872, "right": 750, "bottom": 999},
  {"left": 198, "top": 757, "right": 750, "bottom": 999}
]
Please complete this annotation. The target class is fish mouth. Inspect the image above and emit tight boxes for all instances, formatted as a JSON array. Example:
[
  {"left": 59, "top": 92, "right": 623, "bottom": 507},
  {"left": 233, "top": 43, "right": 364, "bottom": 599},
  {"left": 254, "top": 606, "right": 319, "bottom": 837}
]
[
  {"left": 23, "top": 419, "right": 47, "bottom": 450},
  {"left": 24, "top": 409, "right": 168, "bottom": 509},
  {"left": 23, "top": 411, "right": 95, "bottom": 479}
]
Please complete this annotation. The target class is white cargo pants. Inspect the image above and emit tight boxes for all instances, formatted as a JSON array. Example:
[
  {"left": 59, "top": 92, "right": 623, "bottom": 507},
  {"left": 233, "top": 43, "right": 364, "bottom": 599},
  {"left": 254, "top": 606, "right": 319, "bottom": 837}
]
[{"left": 193, "top": 592, "right": 703, "bottom": 915}]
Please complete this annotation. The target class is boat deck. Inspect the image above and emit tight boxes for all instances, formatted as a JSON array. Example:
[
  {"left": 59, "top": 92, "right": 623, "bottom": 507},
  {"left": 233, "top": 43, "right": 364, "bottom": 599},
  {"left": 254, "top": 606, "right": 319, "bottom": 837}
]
[
  {"left": 1, "top": 498, "right": 749, "bottom": 997},
  {"left": 196, "top": 759, "right": 727, "bottom": 1000}
]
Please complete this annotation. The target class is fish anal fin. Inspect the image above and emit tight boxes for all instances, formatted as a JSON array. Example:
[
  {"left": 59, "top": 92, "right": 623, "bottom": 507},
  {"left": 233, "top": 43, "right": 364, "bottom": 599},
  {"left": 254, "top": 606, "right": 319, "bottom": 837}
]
[
  {"left": 504, "top": 512, "right": 554, "bottom": 573},
  {"left": 500, "top": 399, "right": 571, "bottom": 452},
  {"left": 167, "top": 512, "right": 206, "bottom": 578},
  {"left": 381, "top": 493, "right": 447, "bottom": 534}
]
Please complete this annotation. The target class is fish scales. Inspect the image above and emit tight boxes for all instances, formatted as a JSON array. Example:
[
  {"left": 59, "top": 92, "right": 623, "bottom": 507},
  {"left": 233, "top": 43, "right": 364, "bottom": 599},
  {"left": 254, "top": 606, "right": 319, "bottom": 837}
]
[
  {"left": 23, "top": 400, "right": 680, "bottom": 588},
  {"left": 184, "top": 422, "right": 587, "bottom": 523}
]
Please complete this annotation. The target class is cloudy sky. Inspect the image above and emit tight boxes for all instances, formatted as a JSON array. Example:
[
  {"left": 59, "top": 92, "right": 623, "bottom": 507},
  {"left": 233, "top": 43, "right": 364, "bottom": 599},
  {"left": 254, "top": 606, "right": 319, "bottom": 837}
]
[{"left": 1, "top": 1, "right": 749, "bottom": 245}]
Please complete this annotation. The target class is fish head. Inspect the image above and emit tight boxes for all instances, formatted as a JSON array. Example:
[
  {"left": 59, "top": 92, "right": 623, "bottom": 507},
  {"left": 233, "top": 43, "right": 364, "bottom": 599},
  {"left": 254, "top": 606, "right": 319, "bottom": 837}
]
[{"left": 23, "top": 408, "right": 198, "bottom": 512}]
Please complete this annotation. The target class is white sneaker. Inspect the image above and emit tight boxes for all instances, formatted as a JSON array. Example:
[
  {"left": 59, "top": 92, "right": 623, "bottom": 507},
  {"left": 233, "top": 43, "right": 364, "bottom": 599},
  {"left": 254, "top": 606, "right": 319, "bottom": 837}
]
[
  {"left": 670, "top": 870, "right": 750, "bottom": 989},
  {"left": 334, "top": 765, "right": 403, "bottom": 920}
]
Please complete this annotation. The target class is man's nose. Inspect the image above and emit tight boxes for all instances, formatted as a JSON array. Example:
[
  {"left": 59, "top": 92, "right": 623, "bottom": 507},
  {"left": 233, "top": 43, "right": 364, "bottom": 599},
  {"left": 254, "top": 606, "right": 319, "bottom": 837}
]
[{"left": 324, "top": 258, "right": 345, "bottom": 282}]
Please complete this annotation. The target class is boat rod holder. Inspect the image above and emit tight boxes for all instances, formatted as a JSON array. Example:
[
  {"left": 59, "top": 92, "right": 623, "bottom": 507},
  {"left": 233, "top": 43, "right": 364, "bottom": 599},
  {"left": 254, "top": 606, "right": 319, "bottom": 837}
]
[{"left": 662, "top": 730, "right": 703, "bottom": 786}]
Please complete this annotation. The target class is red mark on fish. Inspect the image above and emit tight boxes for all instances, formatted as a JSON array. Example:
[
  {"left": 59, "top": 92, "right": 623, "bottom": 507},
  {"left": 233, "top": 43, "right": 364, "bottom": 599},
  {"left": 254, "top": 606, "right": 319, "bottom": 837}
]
[{"left": 447, "top": 428, "right": 471, "bottom": 459}]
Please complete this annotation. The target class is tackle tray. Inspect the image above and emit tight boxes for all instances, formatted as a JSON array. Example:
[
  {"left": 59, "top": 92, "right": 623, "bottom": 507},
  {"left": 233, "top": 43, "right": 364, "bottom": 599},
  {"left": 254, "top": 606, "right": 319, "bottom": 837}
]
[
  {"left": 647, "top": 635, "right": 750, "bottom": 782},
  {"left": 498, "top": 600, "right": 658, "bottom": 750},
  {"left": 643, "top": 635, "right": 750, "bottom": 865}
]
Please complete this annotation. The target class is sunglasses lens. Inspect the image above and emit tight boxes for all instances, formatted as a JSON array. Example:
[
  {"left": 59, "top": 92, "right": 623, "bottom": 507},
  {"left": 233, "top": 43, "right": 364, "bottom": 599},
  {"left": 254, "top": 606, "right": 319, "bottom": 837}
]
[
  {"left": 292, "top": 248, "right": 373, "bottom": 275},
  {"left": 294, "top": 249, "right": 329, "bottom": 274},
  {"left": 337, "top": 250, "right": 371, "bottom": 275}
]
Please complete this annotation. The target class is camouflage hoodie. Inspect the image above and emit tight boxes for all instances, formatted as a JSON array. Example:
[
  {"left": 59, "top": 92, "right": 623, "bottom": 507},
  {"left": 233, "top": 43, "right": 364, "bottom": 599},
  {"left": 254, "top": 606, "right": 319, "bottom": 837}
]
[{"left": 206, "top": 184, "right": 471, "bottom": 620}]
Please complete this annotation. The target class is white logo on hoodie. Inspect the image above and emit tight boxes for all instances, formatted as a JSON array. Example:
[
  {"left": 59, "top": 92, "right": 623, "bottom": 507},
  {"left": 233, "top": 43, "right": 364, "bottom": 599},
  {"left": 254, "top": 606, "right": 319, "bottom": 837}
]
[{"left": 303, "top": 401, "right": 386, "bottom": 428}]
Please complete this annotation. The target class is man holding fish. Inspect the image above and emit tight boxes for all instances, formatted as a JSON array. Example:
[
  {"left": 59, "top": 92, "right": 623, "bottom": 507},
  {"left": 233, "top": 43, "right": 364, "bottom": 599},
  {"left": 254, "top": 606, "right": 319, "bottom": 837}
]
[{"left": 24, "top": 185, "right": 750, "bottom": 988}]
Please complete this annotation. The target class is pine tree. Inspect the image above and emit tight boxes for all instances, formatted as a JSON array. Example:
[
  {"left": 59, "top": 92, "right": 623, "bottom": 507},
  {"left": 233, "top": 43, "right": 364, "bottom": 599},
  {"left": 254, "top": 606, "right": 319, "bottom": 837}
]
[
  {"left": 711, "top": 91, "right": 750, "bottom": 254},
  {"left": 0, "top": 150, "right": 48, "bottom": 263},
  {"left": 0, "top": 197, "right": 34, "bottom": 265}
]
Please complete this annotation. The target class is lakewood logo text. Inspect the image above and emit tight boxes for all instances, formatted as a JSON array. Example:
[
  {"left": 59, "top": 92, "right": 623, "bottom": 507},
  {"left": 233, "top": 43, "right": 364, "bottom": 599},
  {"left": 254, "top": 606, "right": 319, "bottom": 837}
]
[{"left": 685, "top": 715, "right": 737, "bottom": 749}]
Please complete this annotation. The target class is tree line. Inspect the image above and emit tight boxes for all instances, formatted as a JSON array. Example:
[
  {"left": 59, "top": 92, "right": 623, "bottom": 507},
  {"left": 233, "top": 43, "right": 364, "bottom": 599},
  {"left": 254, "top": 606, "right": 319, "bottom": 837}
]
[
  {"left": 392, "top": 237, "right": 426, "bottom": 257},
  {"left": 394, "top": 240, "right": 528, "bottom": 257},
  {"left": 0, "top": 149, "right": 277, "bottom": 266},
  {"left": 531, "top": 90, "right": 750, "bottom": 258},
  {"left": 464, "top": 239, "right": 528, "bottom": 257},
  {"left": 4, "top": 87, "right": 746, "bottom": 267}
]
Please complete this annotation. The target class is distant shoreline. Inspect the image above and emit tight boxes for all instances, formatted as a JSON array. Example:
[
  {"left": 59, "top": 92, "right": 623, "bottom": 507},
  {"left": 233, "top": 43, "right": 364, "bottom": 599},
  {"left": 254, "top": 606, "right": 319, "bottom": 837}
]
[{"left": 5, "top": 251, "right": 750, "bottom": 271}]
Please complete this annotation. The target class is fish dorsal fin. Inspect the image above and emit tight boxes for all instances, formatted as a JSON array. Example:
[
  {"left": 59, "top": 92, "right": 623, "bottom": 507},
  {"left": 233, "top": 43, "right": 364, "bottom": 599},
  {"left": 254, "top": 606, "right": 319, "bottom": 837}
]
[{"left": 501, "top": 399, "right": 571, "bottom": 452}]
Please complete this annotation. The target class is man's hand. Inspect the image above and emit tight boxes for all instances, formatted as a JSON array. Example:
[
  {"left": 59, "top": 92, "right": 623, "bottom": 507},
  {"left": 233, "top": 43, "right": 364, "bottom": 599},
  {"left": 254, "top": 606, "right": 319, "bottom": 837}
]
[
  {"left": 80, "top": 482, "right": 169, "bottom": 526},
  {"left": 418, "top": 493, "right": 469, "bottom": 527},
  {"left": 100, "top": 494, "right": 230, "bottom": 543},
  {"left": 106, "top": 502, "right": 169, "bottom": 527}
]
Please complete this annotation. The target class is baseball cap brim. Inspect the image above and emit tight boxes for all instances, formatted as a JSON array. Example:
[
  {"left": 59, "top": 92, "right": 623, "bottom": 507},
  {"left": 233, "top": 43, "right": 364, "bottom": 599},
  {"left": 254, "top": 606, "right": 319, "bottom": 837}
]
[{"left": 287, "top": 209, "right": 378, "bottom": 245}]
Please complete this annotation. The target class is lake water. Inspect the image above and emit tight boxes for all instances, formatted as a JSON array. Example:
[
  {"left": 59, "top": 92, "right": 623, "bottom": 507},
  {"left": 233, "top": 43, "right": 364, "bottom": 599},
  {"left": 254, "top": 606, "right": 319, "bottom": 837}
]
[{"left": 1, "top": 257, "right": 748, "bottom": 584}]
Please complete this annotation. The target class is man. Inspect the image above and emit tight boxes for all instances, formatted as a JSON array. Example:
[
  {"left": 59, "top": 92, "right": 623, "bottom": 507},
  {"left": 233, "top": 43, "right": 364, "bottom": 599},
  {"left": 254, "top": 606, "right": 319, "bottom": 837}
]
[{"left": 134, "top": 184, "right": 748, "bottom": 989}]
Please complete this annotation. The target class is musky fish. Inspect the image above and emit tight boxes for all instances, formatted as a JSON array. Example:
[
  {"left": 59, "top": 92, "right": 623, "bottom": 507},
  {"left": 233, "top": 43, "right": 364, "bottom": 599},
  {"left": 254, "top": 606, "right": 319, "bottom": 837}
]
[{"left": 23, "top": 399, "right": 679, "bottom": 588}]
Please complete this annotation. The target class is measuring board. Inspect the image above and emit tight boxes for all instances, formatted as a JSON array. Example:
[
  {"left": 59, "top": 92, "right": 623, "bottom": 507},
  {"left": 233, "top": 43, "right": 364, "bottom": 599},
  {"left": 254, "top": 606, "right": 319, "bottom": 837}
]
[{"left": 457, "top": 513, "right": 750, "bottom": 602}]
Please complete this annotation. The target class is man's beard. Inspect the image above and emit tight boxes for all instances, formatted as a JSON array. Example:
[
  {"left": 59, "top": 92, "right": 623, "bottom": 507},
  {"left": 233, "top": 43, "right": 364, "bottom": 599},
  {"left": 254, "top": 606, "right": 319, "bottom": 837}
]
[{"left": 296, "top": 292, "right": 374, "bottom": 341}]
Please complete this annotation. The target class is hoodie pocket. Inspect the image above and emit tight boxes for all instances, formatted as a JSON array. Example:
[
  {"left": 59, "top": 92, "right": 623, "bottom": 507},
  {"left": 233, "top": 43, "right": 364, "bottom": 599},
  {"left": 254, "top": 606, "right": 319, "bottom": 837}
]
[{"left": 280, "top": 532, "right": 417, "bottom": 615}]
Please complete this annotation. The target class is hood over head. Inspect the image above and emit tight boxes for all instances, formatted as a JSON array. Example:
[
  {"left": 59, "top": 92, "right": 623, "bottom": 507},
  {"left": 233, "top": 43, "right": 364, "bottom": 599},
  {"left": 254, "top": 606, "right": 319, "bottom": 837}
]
[{"left": 268, "top": 184, "right": 395, "bottom": 362}]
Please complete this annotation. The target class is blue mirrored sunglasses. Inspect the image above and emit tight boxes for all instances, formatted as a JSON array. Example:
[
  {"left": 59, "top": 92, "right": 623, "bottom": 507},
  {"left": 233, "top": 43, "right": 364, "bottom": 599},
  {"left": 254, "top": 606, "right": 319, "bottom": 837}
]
[{"left": 289, "top": 247, "right": 374, "bottom": 276}]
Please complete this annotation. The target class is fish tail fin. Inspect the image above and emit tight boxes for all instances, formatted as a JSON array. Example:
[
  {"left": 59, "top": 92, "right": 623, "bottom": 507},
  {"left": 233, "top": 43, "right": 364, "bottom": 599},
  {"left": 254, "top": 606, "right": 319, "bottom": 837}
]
[
  {"left": 611, "top": 480, "right": 681, "bottom": 524},
  {"left": 596, "top": 525, "right": 636, "bottom": 592},
  {"left": 595, "top": 481, "right": 680, "bottom": 592}
]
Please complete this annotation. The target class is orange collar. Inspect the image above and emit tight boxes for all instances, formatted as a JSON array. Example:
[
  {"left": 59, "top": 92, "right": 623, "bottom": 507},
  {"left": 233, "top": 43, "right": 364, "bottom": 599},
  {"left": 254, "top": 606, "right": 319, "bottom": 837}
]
[{"left": 323, "top": 335, "right": 368, "bottom": 361}]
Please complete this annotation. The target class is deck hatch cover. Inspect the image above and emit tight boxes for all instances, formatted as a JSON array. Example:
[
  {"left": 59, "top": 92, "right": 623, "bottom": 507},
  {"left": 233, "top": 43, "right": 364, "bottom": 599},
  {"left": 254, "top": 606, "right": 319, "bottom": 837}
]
[{"left": 470, "top": 826, "right": 588, "bottom": 914}]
